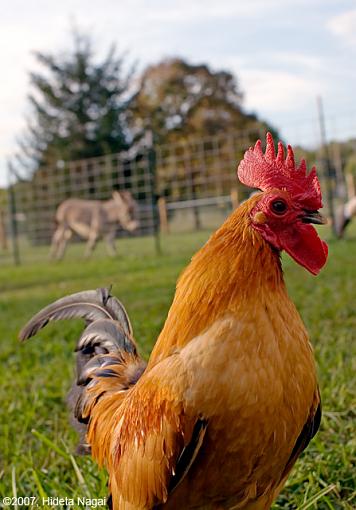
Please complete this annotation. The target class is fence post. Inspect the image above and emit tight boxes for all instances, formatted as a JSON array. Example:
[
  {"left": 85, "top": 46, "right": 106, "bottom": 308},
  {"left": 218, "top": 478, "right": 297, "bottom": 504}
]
[
  {"left": 317, "top": 97, "right": 336, "bottom": 235},
  {"left": 147, "top": 134, "right": 161, "bottom": 255},
  {"left": 7, "top": 164, "right": 21, "bottom": 265},
  {"left": 0, "top": 209, "right": 7, "bottom": 250},
  {"left": 158, "top": 197, "right": 169, "bottom": 234},
  {"left": 230, "top": 189, "right": 239, "bottom": 210}
]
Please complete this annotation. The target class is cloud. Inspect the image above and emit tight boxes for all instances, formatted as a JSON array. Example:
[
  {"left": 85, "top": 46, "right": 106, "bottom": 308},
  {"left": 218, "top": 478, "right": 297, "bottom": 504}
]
[
  {"left": 327, "top": 8, "right": 356, "bottom": 46},
  {"left": 147, "top": 0, "right": 270, "bottom": 23},
  {"left": 221, "top": 61, "right": 324, "bottom": 115},
  {"left": 271, "top": 52, "right": 322, "bottom": 71}
]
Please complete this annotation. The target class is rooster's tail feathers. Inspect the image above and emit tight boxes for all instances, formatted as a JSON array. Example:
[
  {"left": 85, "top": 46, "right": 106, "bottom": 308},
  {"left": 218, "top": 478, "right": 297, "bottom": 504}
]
[
  {"left": 19, "top": 288, "right": 146, "bottom": 455},
  {"left": 19, "top": 287, "right": 133, "bottom": 342}
]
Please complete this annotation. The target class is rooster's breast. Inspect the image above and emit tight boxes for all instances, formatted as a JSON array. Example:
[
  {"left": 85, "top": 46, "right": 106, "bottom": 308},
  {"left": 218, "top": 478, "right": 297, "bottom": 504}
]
[{"left": 164, "top": 306, "right": 317, "bottom": 509}]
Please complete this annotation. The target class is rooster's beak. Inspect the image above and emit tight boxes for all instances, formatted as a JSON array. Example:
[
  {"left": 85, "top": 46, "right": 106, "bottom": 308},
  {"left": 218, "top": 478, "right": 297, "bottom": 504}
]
[{"left": 302, "top": 210, "right": 327, "bottom": 225}]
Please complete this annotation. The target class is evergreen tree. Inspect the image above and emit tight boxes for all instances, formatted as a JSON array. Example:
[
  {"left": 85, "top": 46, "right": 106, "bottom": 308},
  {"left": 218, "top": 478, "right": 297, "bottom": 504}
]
[{"left": 16, "top": 32, "right": 132, "bottom": 175}]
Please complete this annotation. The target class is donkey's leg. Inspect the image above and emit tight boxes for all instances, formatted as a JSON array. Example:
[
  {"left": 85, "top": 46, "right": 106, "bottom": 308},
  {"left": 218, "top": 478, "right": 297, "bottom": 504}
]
[
  {"left": 49, "top": 227, "right": 60, "bottom": 260},
  {"left": 50, "top": 225, "right": 66, "bottom": 260},
  {"left": 84, "top": 231, "right": 99, "bottom": 257},
  {"left": 57, "top": 229, "right": 72, "bottom": 260},
  {"left": 104, "top": 230, "right": 117, "bottom": 256}
]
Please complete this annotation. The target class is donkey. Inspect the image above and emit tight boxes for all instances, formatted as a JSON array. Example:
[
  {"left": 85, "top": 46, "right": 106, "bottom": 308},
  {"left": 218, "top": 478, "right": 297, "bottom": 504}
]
[
  {"left": 50, "top": 191, "right": 139, "bottom": 260},
  {"left": 335, "top": 195, "right": 356, "bottom": 238}
]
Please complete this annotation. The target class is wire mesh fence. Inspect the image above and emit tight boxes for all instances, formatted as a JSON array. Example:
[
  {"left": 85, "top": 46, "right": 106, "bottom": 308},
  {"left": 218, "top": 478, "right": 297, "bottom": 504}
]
[
  {"left": 155, "top": 127, "right": 266, "bottom": 232},
  {"left": 1, "top": 120, "right": 356, "bottom": 265},
  {"left": 3, "top": 145, "right": 159, "bottom": 264}
]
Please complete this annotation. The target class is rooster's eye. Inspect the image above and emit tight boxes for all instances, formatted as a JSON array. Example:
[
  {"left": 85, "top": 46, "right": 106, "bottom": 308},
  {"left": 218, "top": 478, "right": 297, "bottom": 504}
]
[{"left": 271, "top": 200, "right": 288, "bottom": 215}]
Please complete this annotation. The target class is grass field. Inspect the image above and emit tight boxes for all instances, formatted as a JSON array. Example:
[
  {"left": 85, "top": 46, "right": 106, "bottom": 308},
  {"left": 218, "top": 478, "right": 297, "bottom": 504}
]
[{"left": 0, "top": 228, "right": 355, "bottom": 509}]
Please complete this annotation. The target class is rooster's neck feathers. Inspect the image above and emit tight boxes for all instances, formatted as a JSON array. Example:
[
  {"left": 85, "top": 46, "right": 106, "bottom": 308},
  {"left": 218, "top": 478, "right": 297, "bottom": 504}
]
[{"left": 149, "top": 197, "right": 286, "bottom": 364}]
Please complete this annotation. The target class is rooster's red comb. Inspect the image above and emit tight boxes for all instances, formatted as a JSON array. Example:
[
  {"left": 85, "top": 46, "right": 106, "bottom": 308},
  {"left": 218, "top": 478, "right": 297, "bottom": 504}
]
[{"left": 237, "top": 133, "right": 322, "bottom": 210}]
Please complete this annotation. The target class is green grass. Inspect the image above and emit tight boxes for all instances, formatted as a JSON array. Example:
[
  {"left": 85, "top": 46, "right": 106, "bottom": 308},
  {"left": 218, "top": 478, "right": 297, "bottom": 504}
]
[{"left": 0, "top": 229, "right": 355, "bottom": 509}]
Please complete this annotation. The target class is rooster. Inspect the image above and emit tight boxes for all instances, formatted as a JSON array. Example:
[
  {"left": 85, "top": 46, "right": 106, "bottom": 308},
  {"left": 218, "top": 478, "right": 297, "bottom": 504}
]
[{"left": 20, "top": 133, "right": 328, "bottom": 510}]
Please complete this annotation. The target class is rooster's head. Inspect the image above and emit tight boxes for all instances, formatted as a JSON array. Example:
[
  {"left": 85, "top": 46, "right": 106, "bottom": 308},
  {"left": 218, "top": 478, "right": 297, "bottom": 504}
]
[{"left": 237, "top": 133, "right": 328, "bottom": 275}]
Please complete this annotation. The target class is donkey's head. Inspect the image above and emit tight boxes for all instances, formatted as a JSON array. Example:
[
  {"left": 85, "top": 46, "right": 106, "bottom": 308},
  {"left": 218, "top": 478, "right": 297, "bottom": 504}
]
[{"left": 112, "top": 191, "right": 139, "bottom": 232}]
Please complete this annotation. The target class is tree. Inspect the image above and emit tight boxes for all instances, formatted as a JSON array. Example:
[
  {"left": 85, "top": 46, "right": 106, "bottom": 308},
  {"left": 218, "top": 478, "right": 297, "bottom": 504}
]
[
  {"left": 129, "top": 58, "right": 275, "bottom": 145},
  {"left": 15, "top": 32, "right": 133, "bottom": 175},
  {"left": 129, "top": 58, "right": 277, "bottom": 208}
]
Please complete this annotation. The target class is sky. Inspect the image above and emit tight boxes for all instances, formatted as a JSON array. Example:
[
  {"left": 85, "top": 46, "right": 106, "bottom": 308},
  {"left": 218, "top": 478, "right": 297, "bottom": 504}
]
[{"left": 1, "top": 0, "right": 356, "bottom": 187}]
